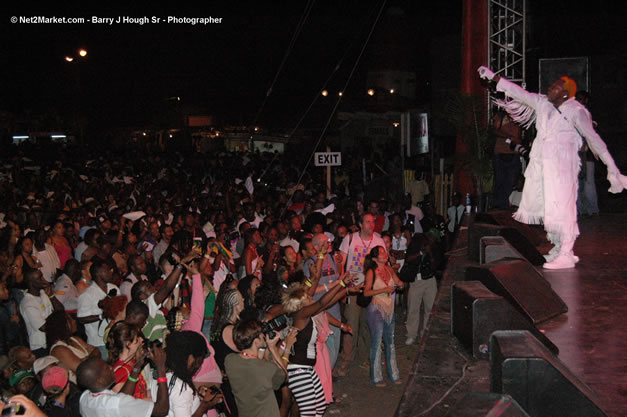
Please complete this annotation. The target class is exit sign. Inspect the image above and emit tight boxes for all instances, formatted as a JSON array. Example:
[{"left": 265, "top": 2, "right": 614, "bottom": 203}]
[{"left": 314, "top": 152, "right": 342, "bottom": 167}]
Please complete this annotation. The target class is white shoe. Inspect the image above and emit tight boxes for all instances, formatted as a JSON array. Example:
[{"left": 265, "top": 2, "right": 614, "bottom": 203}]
[
  {"left": 544, "top": 245, "right": 561, "bottom": 263},
  {"left": 405, "top": 337, "right": 416, "bottom": 345},
  {"left": 543, "top": 254, "right": 575, "bottom": 270}
]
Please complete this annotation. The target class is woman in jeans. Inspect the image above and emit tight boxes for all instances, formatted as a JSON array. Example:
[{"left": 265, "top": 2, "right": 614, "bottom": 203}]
[{"left": 363, "top": 246, "right": 404, "bottom": 387}]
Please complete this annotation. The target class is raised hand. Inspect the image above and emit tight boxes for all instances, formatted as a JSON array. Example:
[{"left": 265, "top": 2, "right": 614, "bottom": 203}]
[
  {"left": 181, "top": 251, "right": 200, "bottom": 264},
  {"left": 285, "top": 327, "right": 299, "bottom": 346},
  {"left": 149, "top": 345, "right": 167, "bottom": 374},
  {"left": 477, "top": 66, "right": 495, "bottom": 80}
]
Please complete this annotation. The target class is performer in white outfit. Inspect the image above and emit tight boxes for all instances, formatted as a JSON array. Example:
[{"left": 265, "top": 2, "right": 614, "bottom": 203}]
[{"left": 478, "top": 66, "right": 627, "bottom": 269}]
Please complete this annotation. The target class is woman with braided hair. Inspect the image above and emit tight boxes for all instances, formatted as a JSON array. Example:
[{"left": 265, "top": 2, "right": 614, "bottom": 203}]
[{"left": 208, "top": 288, "right": 244, "bottom": 416}]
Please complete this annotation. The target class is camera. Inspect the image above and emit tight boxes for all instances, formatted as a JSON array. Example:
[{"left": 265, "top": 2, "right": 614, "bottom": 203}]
[
  {"left": 143, "top": 338, "right": 163, "bottom": 351},
  {"left": 225, "top": 231, "right": 240, "bottom": 244},
  {"left": 1, "top": 403, "right": 24, "bottom": 417},
  {"left": 262, "top": 314, "right": 288, "bottom": 339}
]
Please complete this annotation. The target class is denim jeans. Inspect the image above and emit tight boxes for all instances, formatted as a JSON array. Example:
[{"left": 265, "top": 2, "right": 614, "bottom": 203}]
[
  {"left": 201, "top": 319, "right": 213, "bottom": 341},
  {"left": 326, "top": 324, "right": 341, "bottom": 369},
  {"left": 366, "top": 307, "right": 399, "bottom": 384}
]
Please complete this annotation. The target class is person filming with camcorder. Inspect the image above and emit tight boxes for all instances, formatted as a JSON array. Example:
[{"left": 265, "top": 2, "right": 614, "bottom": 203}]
[{"left": 224, "top": 318, "right": 297, "bottom": 417}]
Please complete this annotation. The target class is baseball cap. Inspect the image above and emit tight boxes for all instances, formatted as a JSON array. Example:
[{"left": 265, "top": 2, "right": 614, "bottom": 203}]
[
  {"left": 33, "top": 355, "right": 60, "bottom": 375},
  {"left": 42, "top": 366, "right": 69, "bottom": 394},
  {"left": 9, "top": 369, "right": 35, "bottom": 387},
  {"left": 79, "top": 225, "right": 95, "bottom": 240}
]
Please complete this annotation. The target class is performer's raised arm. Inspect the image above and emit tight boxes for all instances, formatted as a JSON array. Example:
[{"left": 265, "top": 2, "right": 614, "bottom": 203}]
[
  {"left": 572, "top": 106, "right": 627, "bottom": 193},
  {"left": 478, "top": 66, "right": 542, "bottom": 128}
]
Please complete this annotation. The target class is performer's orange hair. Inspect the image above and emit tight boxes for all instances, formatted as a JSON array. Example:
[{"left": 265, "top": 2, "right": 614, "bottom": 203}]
[{"left": 560, "top": 76, "right": 577, "bottom": 98}]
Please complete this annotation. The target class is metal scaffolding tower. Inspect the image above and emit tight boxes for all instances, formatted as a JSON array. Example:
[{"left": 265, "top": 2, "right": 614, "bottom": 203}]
[{"left": 488, "top": 0, "right": 526, "bottom": 89}]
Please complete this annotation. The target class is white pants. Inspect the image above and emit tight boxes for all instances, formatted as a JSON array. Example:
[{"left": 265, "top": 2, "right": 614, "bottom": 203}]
[{"left": 405, "top": 277, "right": 437, "bottom": 339}]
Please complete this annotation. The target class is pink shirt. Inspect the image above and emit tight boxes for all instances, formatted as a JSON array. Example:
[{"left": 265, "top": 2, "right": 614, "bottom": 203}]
[
  {"left": 54, "top": 240, "right": 72, "bottom": 269},
  {"left": 184, "top": 274, "right": 222, "bottom": 385}
]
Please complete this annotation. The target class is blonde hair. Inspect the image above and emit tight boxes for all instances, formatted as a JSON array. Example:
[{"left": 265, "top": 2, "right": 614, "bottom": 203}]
[{"left": 281, "top": 283, "right": 308, "bottom": 313}]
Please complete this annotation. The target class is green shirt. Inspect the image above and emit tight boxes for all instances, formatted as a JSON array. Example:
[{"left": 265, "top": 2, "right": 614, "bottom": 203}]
[
  {"left": 224, "top": 353, "right": 285, "bottom": 417},
  {"left": 204, "top": 286, "right": 216, "bottom": 319},
  {"left": 143, "top": 293, "right": 167, "bottom": 341}
]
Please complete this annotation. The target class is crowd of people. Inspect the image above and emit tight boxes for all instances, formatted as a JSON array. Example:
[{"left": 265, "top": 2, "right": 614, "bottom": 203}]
[{"left": 0, "top": 141, "right": 450, "bottom": 417}]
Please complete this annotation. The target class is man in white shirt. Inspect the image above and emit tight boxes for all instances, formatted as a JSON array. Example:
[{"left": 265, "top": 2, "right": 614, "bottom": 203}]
[
  {"left": 152, "top": 224, "right": 173, "bottom": 269},
  {"left": 405, "top": 204, "right": 425, "bottom": 235},
  {"left": 236, "top": 202, "right": 264, "bottom": 230},
  {"left": 120, "top": 255, "right": 148, "bottom": 301},
  {"left": 53, "top": 259, "right": 80, "bottom": 312},
  {"left": 19, "top": 269, "right": 64, "bottom": 357},
  {"left": 33, "top": 240, "right": 61, "bottom": 283},
  {"left": 77, "top": 349, "right": 169, "bottom": 417},
  {"left": 335, "top": 213, "right": 384, "bottom": 376},
  {"left": 126, "top": 254, "right": 192, "bottom": 342},
  {"left": 77, "top": 260, "right": 120, "bottom": 359}
]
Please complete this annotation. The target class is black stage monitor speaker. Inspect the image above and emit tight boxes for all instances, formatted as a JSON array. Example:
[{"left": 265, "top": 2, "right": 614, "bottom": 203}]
[
  {"left": 539, "top": 56, "right": 589, "bottom": 97},
  {"left": 474, "top": 211, "right": 544, "bottom": 247},
  {"left": 444, "top": 392, "right": 530, "bottom": 417},
  {"left": 451, "top": 281, "right": 558, "bottom": 358},
  {"left": 465, "top": 259, "right": 567, "bottom": 324},
  {"left": 490, "top": 330, "right": 607, "bottom": 417},
  {"left": 468, "top": 223, "right": 545, "bottom": 266},
  {"left": 480, "top": 236, "right": 523, "bottom": 264}
]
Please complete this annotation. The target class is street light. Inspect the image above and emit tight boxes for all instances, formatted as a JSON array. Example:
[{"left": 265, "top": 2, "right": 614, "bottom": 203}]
[
  {"left": 63, "top": 48, "right": 88, "bottom": 144},
  {"left": 367, "top": 89, "right": 375, "bottom": 96},
  {"left": 64, "top": 48, "right": 88, "bottom": 62},
  {"left": 321, "top": 90, "right": 328, "bottom": 97}
]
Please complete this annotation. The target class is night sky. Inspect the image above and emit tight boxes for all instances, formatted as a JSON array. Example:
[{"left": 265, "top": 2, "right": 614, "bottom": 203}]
[{"left": 2, "top": 1, "right": 624, "bottom": 131}]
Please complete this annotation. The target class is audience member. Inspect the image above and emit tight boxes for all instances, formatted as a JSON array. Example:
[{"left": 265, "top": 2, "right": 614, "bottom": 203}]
[
  {"left": 46, "top": 311, "right": 99, "bottom": 383},
  {"left": 19, "top": 269, "right": 64, "bottom": 357},
  {"left": 224, "top": 319, "right": 295, "bottom": 417},
  {"left": 362, "top": 246, "right": 404, "bottom": 386}
]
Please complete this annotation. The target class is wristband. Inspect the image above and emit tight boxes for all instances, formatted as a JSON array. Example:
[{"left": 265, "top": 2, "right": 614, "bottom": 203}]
[
  {"left": 304, "top": 279, "right": 312, "bottom": 288},
  {"left": 157, "top": 377, "right": 167, "bottom": 384},
  {"left": 317, "top": 253, "right": 325, "bottom": 260},
  {"left": 324, "top": 283, "right": 329, "bottom": 292},
  {"left": 127, "top": 376, "right": 138, "bottom": 383},
  {"left": 176, "top": 264, "right": 185, "bottom": 272},
  {"left": 339, "top": 280, "right": 346, "bottom": 288},
  {"left": 203, "top": 253, "right": 212, "bottom": 260},
  {"left": 281, "top": 356, "right": 289, "bottom": 362}
]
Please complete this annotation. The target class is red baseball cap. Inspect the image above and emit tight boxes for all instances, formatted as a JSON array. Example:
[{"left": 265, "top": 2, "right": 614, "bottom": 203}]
[{"left": 42, "top": 366, "right": 69, "bottom": 394}]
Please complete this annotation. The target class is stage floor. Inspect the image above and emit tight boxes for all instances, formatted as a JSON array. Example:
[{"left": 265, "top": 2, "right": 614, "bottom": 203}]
[
  {"left": 538, "top": 214, "right": 627, "bottom": 417},
  {"left": 396, "top": 213, "right": 627, "bottom": 417}
]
